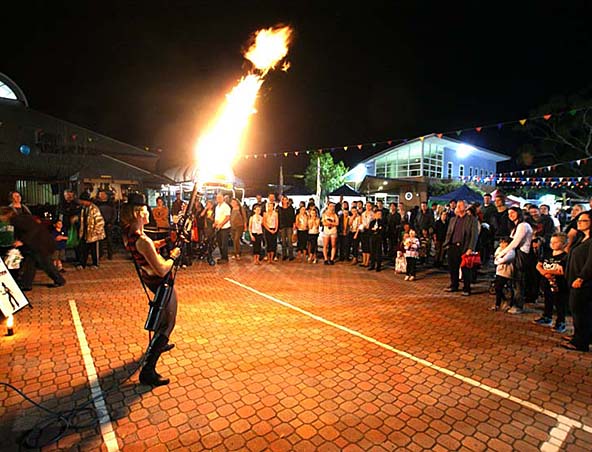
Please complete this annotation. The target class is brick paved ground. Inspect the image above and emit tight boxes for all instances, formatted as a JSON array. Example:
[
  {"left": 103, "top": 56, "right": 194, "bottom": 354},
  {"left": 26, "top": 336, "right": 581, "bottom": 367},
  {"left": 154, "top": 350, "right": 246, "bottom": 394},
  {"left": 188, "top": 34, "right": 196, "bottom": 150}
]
[{"left": 1, "top": 249, "right": 592, "bottom": 451}]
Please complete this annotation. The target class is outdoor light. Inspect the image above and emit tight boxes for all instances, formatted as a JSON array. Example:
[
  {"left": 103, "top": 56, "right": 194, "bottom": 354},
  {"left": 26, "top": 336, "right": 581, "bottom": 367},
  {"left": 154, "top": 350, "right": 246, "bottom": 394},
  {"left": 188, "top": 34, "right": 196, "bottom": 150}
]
[
  {"left": 6, "top": 315, "right": 14, "bottom": 336},
  {"left": 351, "top": 164, "right": 367, "bottom": 183},
  {"left": 457, "top": 144, "right": 475, "bottom": 158}
]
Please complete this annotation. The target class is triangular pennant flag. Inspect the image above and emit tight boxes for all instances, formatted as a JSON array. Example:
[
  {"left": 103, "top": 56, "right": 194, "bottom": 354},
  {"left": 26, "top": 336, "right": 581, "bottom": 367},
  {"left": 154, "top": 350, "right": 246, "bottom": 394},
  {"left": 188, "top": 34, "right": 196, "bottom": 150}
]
[
  {"left": 519, "top": 119, "right": 527, "bottom": 126},
  {"left": 306, "top": 151, "right": 310, "bottom": 155},
  {"left": 372, "top": 143, "right": 376, "bottom": 147},
  {"left": 569, "top": 109, "right": 577, "bottom": 116},
  {"left": 475, "top": 127, "right": 482, "bottom": 133},
  {"left": 284, "top": 152, "right": 288, "bottom": 157},
  {"left": 497, "top": 123, "right": 503, "bottom": 130},
  {"left": 357, "top": 144, "right": 363, "bottom": 150},
  {"left": 244, "top": 154, "right": 249, "bottom": 160},
  {"left": 343, "top": 146, "right": 348, "bottom": 151},
  {"left": 456, "top": 131, "right": 462, "bottom": 136},
  {"left": 419, "top": 136, "right": 425, "bottom": 141},
  {"left": 387, "top": 140, "right": 392, "bottom": 145},
  {"left": 294, "top": 151, "right": 299, "bottom": 156},
  {"left": 543, "top": 114, "right": 551, "bottom": 120},
  {"left": 437, "top": 133, "right": 443, "bottom": 139},
  {"left": 254, "top": 154, "right": 258, "bottom": 159}
]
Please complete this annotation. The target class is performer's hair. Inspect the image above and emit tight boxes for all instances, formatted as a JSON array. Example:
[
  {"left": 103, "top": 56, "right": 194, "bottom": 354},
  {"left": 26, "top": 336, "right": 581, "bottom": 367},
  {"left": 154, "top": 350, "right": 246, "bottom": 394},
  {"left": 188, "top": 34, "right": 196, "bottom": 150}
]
[{"left": 120, "top": 203, "right": 144, "bottom": 229}]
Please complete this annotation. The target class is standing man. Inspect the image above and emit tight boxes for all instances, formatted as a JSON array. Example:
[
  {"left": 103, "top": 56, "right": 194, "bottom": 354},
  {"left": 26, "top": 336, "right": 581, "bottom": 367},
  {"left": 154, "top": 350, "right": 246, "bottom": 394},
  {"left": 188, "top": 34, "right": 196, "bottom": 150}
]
[
  {"left": 171, "top": 192, "right": 185, "bottom": 217},
  {"left": 386, "top": 202, "right": 401, "bottom": 257},
  {"left": 443, "top": 201, "right": 479, "bottom": 296},
  {"left": 278, "top": 196, "right": 296, "bottom": 261},
  {"left": 214, "top": 193, "right": 231, "bottom": 263},
  {"left": 96, "top": 190, "right": 115, "bottom": 260},
  {"left": 491, "top": 194, "right": 511, "bottom": 243},
  {"left": 376, "top": 200, "right": 389, "bottom": 255},
  {"left": 77, "top": 192, "right": 105, "bottom": 269},
  {"left": 415, "top": 201, "right": 435, "bottom": 236}
]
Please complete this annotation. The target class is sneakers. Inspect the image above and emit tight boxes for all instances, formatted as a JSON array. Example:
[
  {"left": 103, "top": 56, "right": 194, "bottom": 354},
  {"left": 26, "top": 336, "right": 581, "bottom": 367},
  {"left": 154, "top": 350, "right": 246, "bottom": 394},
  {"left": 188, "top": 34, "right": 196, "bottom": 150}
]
[
  {"left": 488, "top": 305, "right": 500, "bottom": 311},
  {"left": 89, "top": 265, "right": 99, "bottom": 270},
  {"left": 534, "top": 317, "right": 553, "bottom": 326},
  {"left": 444, "top": 287, "right": 458, "bottom": 293},
  {"left": 461, "top": 291, "right": 470, "bottom": 297},
  {"left": 409, "top": 276, "right": 415, "bottom": 281},
  {"left": 507, "top": 306, "right": 524, "bottom": 315},
  {"left": 404, "top": 275, "right": 410, "bottom": 281},
  {"left": 554, "top": 323, "right": 567, "bottom": 333}
]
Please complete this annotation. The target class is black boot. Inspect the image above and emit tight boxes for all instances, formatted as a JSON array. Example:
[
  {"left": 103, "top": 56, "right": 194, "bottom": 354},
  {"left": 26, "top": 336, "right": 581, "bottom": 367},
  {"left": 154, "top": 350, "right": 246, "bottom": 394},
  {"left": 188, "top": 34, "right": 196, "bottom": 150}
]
[{"left": 139, "top": 335, "right": 170, "bottom": 387}]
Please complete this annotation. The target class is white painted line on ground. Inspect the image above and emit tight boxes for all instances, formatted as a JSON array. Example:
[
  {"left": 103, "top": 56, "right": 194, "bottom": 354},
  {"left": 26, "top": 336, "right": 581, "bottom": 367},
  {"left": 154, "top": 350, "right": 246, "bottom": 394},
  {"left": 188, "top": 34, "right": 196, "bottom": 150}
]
[
  {"left": 69, "top": 300, "right": 120, "bottom": 452},
  {"left": 225, "top": 278, "right": 592, "bottom": 450}
]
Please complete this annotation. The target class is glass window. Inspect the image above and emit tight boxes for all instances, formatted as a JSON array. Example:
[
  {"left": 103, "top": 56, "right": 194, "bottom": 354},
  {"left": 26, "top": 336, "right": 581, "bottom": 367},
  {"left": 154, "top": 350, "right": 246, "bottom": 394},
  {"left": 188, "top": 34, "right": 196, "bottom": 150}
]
[
  {"left": 447, "top": 162, "right": 453, "bottom": 178},
  {"left": 459, "top": 165, "right": 465, "bottom": 177},
  {"left": 0, "top": 82, "right": 17, "bottom": 100},
  {"left": 469, "top": 167, "right": 473, "bottom": 177}
]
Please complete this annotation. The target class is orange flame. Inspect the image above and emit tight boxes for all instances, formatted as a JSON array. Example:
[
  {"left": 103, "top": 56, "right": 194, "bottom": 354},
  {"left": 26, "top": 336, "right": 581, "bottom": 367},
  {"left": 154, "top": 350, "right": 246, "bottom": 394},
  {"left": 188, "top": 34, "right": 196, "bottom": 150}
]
[{"left": 194, "top": 26, "right": 293, "bottom": 183}]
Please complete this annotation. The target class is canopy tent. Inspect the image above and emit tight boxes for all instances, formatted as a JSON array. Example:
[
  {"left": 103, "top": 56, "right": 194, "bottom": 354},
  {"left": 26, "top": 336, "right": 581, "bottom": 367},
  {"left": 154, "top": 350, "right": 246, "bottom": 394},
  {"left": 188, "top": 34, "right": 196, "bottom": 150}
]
[
  {"left": 430, "top": 184, "right": 483, "bottom": 204},
  {"left": 328, "top": 184, "right": 361, "bottom": 197}
]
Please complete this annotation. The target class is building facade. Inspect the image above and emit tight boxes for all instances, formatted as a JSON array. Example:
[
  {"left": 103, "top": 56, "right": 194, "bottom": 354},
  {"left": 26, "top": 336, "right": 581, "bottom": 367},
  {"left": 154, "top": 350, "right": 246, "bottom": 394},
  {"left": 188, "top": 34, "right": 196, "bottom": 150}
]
[{"left": 344, "top": 134, "right": 510, "bottom": 206}]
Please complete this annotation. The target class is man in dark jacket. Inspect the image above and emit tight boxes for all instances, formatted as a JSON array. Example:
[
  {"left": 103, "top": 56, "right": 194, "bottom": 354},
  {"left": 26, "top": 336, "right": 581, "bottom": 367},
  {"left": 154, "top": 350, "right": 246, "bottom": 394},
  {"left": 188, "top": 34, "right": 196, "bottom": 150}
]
[
  {"left": 415, "top": 201, "right": 435, "bottom": 235},
  {"left": 442, "top": 201, "right": 479, "bottom": 296},
  {"left": 386, "top": 202, "right": 401, "bottom": 257},
  {"left": 0, "top": 208, "right": 65, "bottom": 291}
]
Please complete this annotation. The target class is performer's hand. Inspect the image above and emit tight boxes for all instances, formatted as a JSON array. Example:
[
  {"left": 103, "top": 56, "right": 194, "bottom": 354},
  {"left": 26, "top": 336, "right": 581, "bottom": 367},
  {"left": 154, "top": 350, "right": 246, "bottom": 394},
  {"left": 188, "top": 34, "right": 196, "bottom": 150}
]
[{"left": 170, "top": 247, "right": 181, "bottom": 260}]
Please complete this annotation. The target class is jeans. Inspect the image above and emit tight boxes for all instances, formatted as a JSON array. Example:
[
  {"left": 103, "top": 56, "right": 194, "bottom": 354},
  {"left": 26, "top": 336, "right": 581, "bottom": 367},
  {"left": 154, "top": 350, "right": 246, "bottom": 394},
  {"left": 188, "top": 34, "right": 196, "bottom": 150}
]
[
  {"left": 447, "top": 244, "right": 471, "bottom": 293},
  {"left": 216, "top": 228, "right": 230, "bottom": 260},
  {"left": 279, "top": 227, "right": 293, "bottom": 258}
]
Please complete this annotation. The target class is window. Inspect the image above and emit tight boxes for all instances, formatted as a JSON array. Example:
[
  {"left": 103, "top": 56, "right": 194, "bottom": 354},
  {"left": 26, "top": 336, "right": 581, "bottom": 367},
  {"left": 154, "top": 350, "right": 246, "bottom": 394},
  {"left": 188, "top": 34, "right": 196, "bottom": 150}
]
[
  {"left": 459, "top": 165, "right": 465, "bottom": 177},
  {"left": 469, "top": 167, "right": 473, "bottom": 177},
  {"left": 447, "top": 162, "right": 453, "bottom": 178},
  {"left": 480, "top": 169, "right": 484, "bottom": 177}
]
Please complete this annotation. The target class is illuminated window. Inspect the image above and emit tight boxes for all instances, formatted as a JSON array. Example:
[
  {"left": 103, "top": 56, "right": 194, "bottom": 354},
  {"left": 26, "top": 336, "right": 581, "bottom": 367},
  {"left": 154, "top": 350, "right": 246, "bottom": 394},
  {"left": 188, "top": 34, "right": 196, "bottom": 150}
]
[
  {"left": 0, "top": 81, "right": 17, "bottom": 100},
  {"left": 459, "top": 165, "right": 465, "bottom": 177},
  {"left": 447, "top": 162, "right": 453, "bottom": 178}
]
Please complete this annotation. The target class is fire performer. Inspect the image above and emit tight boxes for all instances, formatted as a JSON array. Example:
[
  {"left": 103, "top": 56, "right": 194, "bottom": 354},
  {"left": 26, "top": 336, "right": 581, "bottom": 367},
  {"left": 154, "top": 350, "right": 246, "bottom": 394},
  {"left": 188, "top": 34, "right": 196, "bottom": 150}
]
[{"left": 121, "top": 193, "right": 181, "bottom": 386}]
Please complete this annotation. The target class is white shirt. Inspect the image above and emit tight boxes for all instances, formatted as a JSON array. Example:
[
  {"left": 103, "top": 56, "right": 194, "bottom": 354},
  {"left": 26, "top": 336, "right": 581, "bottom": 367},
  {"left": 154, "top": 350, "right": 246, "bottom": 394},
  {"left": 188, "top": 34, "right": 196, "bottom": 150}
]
[
  {"left": 505, "top": 222, "right": 533, "bottom": 255},
  {"left": 214, "top": 202, "right": 231, "bottom": 229}
]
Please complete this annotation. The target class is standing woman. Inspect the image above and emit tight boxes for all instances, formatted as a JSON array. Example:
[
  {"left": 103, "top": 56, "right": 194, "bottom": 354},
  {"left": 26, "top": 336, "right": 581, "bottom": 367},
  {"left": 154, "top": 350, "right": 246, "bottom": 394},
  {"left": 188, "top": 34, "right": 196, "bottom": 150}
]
[
  {"left": 263, "top": 202, "right": 278, "bottom": 264},
  {"left": 9, "top": 191, "right": 32, "bottom": 216},
  {"left": 349, "top": 208, "right": 362, "bottom": 265},
  {"left": 322, "top": 202, "right": 339, "bottom": 265},
  {"left": 360, "top": 201, "right": 374, "bottom": 267},
  {"left": 498, "top": 207, "right": 533, "bottom": 314},
  {"left": 230, "top": 198, "right": 247, "bottom": 260},
  {"left": 307, "top": 207, "right": 321, "bottom": 263},
  {"left": 248, "top": 205, "right": 264, "bottom": 265},
  {"left": 152, "top": 197, "right": 170, "bottom": 230},
  {"left": 563, "top": 211, "right": 592, "bottom": 352},
  {"left": 121, "top": 194, "right": 181, "bottom": 387},
  {"left": 295, "top": 206, "right": 309, "bottom": 262}
]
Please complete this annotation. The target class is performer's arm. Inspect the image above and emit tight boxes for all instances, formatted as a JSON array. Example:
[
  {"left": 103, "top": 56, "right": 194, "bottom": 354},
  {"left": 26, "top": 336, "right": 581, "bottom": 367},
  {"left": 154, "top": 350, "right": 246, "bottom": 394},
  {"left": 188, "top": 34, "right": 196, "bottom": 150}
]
[{"left": 137, "top": 236, "right": 180, "bottom": 277}]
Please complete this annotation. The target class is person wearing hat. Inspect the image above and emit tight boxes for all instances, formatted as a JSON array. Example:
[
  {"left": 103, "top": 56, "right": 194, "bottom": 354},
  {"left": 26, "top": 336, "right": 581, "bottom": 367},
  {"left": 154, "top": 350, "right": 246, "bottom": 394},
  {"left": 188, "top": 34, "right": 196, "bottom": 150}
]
[
  {"left": 77, "top": 192, "right": 105, "bottom": 269},
  {"left": 121, "top": 193, "right": 181, "bottom": 386}
]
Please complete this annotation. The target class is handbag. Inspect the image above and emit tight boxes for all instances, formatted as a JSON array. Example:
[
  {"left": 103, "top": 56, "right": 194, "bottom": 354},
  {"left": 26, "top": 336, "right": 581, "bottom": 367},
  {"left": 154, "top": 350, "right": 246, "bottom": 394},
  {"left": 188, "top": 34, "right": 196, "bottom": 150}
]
[
  {"left": 66, "top": 226, "right": 79, "bottom": 248},
  {"left": 461, "top": 252, "right": 481, "bottom": 269}
]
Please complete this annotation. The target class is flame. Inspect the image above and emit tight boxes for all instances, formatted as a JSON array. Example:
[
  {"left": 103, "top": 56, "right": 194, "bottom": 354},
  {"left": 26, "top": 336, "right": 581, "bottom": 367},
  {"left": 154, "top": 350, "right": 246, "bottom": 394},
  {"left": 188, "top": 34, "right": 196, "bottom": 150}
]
[
  {"left": 194, "top": 26, "right": 293, "bottom": 183},
  {"left": 7, "top": 315, "right": 14, "bottom": 328}
]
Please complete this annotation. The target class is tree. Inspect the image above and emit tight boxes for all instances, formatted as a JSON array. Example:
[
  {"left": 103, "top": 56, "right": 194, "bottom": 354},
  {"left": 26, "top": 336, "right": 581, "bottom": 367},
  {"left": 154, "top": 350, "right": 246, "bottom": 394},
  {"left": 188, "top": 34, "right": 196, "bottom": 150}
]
[
  {"left": 304, "top": 153, "right": 348, "bottom": 201},
  {"left": 516, "top": 85, "right": 592, "bottom": 169}
]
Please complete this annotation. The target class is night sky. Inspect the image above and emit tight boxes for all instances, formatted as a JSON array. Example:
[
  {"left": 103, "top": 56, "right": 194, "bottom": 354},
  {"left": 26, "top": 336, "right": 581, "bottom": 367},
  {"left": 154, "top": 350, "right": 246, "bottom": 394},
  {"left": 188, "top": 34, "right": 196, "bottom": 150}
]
[{"left": 3, "top": 1, "right": 591, "bottom": 187}]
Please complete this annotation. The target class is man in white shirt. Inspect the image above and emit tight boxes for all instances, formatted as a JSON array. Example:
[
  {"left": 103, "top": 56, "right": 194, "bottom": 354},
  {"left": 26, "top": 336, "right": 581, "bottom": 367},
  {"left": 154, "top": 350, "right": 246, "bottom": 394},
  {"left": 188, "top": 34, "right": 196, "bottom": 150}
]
[{"left": 214, "top": 193, "right": 231, "bottom": 263}]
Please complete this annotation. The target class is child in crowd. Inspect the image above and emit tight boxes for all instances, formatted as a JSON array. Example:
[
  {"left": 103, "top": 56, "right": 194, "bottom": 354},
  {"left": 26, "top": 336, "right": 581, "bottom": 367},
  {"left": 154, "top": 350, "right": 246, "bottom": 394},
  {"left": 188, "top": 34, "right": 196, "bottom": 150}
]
[
  {"left": 395, "top": 233, "right": 409, "bottom": 274},
  {"left": 51, "top": 219, "right": 68, "bottom": 272},
  {"left": 534, "top": 232, "right": 568, "bottom": 333},
  {"left": 404, "top": 229, "right": 420, "bottom": 281},
  {"left": 490, "top": 236, "right": 514, "bottom": 311},
  {"left": 419, "top": 228, "right": 430, "bottom": 266}
]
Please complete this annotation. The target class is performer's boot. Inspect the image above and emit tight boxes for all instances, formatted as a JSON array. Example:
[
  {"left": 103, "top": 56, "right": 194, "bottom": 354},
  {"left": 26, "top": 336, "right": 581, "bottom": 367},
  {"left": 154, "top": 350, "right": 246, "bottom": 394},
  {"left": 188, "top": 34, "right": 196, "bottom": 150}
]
[{"left": 139, "top": 335, "right": 170, "bottom": 386}]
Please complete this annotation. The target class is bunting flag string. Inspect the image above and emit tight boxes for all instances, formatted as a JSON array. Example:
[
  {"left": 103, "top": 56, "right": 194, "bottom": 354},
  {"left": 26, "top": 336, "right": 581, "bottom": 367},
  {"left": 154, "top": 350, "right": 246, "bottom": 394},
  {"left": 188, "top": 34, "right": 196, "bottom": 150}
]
[
  {"left": 238, "top": 105, "right": 591, "bottom": 160},
  {"left": 459, "top": 174, "right": 592, "bottom": 189},
  {"left": 496, "top": 156, "right": 592, "bottom": 177}
]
